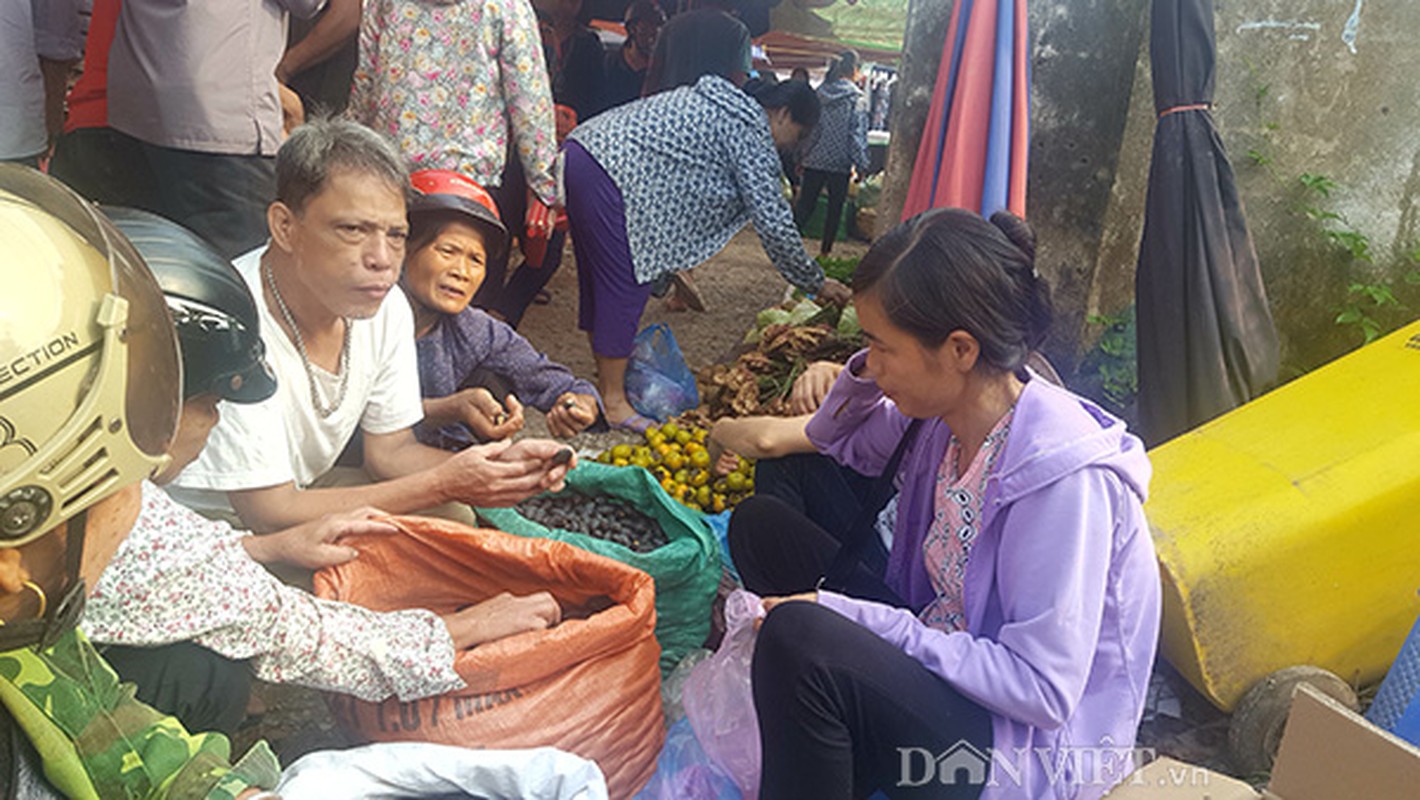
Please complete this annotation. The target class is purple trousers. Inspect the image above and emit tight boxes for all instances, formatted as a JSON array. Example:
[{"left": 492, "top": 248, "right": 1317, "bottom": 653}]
[{"left": 562, "top": 139, "right": 655, "bottom": 358}]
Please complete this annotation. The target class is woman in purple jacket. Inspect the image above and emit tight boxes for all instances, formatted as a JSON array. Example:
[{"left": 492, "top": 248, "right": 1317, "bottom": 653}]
[{"left": 733, "top": 208, "right": 1161, "bottom": 800}]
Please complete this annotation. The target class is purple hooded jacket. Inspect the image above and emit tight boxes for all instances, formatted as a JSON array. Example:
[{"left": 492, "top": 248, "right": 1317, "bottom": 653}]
[{"left": 805, "top": 351, "right": 1161, "bottom": 800}]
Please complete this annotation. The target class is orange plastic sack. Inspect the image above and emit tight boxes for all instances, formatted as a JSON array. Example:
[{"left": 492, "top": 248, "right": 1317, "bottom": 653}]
[{"left": 314, "top": 516, "right": 665, "bottom": 799}]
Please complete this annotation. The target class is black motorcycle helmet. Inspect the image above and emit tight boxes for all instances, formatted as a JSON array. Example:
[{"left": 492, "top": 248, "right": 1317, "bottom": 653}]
[{"left": 101, "top": 207, "right": 277, "bottom": 404}]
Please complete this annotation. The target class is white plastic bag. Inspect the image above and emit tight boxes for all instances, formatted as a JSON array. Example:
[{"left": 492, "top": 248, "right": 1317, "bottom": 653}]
[{"left": 275, "top": 742, "right": 608, "bottom": 799}]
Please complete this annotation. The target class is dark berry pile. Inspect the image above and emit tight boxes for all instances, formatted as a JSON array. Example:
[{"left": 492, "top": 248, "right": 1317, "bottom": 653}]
[{"left": 517, "top": 494, "right": 669, "bottom": 554}]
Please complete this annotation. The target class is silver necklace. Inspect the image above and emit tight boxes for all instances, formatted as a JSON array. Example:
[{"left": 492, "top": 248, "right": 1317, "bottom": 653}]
[{"left": 263, "top": 259, "right": 351, "bottom": 419}]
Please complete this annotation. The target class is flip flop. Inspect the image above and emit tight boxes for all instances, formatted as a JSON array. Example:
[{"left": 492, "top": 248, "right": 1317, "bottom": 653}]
[
  {"left": 532, "top": 289, "right": 552, "bottom": 305},
  {"left": 671, "top": 271, "right": 708, "bottom": 312},
  {"left": 609, "top": 412, "right": 657, "bottom": 434}
]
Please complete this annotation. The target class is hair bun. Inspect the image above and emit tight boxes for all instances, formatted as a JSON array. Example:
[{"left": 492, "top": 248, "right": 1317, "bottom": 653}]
[{"left": 989, "top": 210, "right": 1036, "bottom": 264}]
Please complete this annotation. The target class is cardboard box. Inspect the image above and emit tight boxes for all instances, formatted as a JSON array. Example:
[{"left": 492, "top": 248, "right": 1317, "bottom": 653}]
[{"left": 1105, "top": 684, "right": 1420, "bottom": 799}]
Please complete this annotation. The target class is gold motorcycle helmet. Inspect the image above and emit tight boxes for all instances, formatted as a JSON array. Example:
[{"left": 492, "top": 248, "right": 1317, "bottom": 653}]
[{"left": 0, "top": 165, "right": 180, "bottom": 647}]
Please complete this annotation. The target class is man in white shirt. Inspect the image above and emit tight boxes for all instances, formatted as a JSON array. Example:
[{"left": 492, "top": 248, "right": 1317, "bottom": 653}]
[{"left": 170, "top": 118, "right": 574, "bottom": 533}]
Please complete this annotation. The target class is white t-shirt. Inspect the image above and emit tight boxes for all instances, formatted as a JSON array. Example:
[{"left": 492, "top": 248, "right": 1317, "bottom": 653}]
[{"left": 169, "top": 245, "right": 425, "bottom": 515}]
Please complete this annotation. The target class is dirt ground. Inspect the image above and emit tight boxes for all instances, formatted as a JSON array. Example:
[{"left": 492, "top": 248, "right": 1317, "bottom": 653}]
[
  {"left": 233, "top": 230, "right": 1243, "bottom": 785},
  {"left": 515, "top": 229, "right": 872, "bottom": 441}
]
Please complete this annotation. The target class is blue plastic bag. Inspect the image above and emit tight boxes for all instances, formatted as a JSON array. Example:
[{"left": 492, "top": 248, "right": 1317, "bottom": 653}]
[
  {"left": 633, "top": 718, "right": 741, "bottom": 800},
  {"left": 626, "top": 323, "right": 699, "bottom": 422}
]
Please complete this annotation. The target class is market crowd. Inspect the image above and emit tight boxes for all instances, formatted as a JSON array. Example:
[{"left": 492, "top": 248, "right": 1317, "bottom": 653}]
[{"left": 0, "top": 1, "right": 1160, "bottom": 799}]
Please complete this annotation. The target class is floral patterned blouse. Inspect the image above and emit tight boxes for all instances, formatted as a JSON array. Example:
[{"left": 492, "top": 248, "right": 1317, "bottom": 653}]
[
  {"left": 350, "top": 0, "right": 558, "bottom": 205},
  {"left": 82, "top": 482, "right": 465, "bottom": 702},
  {"left": 920, "top": 407, "right": 1015, "bottom": 633}
]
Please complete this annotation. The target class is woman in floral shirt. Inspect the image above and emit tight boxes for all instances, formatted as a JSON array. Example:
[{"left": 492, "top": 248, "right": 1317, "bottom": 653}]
[{"left": 350, "top": 0, "right": 560, "bottom": 306}]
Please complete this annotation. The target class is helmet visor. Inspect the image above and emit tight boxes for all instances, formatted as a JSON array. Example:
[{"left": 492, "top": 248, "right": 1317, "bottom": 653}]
[
  {"left": 89, "top": 192, "right": 182, "bottom": 458},
  {"left": 0, "top": 165, "right": 179, "bottom": 462}
]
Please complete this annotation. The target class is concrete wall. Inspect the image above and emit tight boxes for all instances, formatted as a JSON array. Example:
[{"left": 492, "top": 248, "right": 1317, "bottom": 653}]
[{"left": 1087, "top": 0, "right": 1420, "bottom": 375}]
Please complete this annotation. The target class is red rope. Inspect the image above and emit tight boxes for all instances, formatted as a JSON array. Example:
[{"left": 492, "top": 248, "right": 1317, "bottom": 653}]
[{"left": 1159, "top": 103, "right": 1211, "bottom": 118}]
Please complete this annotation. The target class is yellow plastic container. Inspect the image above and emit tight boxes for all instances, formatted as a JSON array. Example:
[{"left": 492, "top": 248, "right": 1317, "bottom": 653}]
[{"left": 1146, "top": 321, "right": 1420, "bottom": 711}]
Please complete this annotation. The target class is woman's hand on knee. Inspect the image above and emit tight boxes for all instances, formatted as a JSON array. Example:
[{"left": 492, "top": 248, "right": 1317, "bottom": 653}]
[{"left": 757, "top": 592, "right": 818, "bottom": 631}]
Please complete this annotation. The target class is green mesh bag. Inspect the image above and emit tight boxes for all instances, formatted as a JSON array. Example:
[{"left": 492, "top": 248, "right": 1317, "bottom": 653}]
[{"left": 478, "top": 462, "right": 720, "bottom": 673}]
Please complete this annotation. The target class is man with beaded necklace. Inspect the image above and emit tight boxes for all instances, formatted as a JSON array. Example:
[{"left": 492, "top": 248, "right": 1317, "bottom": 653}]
[{"left": 166, "top": 119, "right": 573, "bottom": 542}]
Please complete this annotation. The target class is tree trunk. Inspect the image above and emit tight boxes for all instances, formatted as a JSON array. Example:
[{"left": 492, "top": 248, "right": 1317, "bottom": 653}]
[{"left": 877, "top": 0, "right": 954, "bottom": 236}]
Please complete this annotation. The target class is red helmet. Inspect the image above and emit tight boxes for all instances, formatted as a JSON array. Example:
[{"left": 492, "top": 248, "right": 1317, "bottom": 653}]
[{"left": 408, "top": 169, "right": 508, "bottom": 255}]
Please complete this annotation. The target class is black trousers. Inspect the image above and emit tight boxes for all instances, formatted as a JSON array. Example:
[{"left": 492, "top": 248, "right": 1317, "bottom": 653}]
[
  {"left": 475, "top": 160, "right": 524, "bottom": 314},
  {"left": 100, "top": 641, "right": 253, "bottom": 736},
  {"left": 48, "top": 127, "right": 159, "bottom": 210},
  {"left": 755, "top": 601, "right": 992, "bottom": 799},
  {"left": 130, "top": 141, "right": 275, "bottom": 260},
  {"left": 477, "top": 154, "right": 566, "bottom": 326},
  {"left": 753, "top": 452, "right": 873, "bottom": 538},
  {"left": 729, "top": 453, "right": 893, "bottom": 599},
  {"left": 494, "top": 228, "right": 566, "bottom": 328},
  {"left": 54, "top": 134, "right": 277, "bottom": 259},
  {"left": 795, "top": 167, "right": 852, "bottom": 255}
]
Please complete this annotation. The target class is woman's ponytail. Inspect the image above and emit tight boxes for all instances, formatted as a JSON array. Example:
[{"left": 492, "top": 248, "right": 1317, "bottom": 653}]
[
  {"left": 990, "top": 211, "right": 1052, "bottom": 351},
  {"left": 989, "top": 210, "right": 1035, "bottom": 263}
]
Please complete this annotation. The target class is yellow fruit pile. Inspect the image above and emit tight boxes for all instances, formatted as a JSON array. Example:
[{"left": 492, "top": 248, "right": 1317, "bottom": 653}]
[{"left": 595, "top": 422, "right": 754, "bottom": 514}]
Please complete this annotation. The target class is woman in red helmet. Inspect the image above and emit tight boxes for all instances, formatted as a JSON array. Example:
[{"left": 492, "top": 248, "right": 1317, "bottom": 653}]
[{"left": 403, "top": 169, "right": 603, "bottom": 446}]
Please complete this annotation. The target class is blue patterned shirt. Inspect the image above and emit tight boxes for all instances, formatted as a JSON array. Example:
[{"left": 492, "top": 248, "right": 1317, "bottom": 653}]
[
  {"left": 802, "top": 78, "right": 870, "bottom": 174},
  {"left": 568, "top": 75, "right": 824, "bottom": 292}
]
